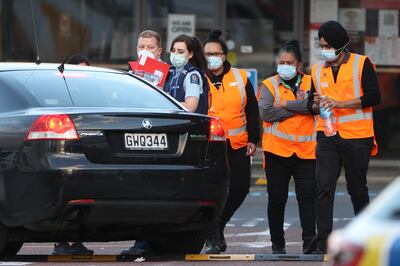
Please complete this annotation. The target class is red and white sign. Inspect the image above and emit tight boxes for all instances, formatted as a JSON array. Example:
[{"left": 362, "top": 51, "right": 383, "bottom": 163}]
[
  {"left": 361, "top": 0, "right": 400, "bottom": 9},
  {"left": 129, "top": 56, "right": 170, "bottom": 88}
]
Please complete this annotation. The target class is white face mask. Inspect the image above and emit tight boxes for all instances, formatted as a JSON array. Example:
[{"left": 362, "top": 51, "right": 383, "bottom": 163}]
[
  {"left": 321, "top": 41, "right": 350, "bottom": 62},
  {"left": 207, "top": 56, "right": 223, "bottom": 70},
  {"left": 170, "top": 53, "right": 188, "bottom": 68},
  {"left": 277, "top": 64, "right": 297, "bottom": 80},
  {"left": 137, "top": 49, "right": 155, "bottom": 60},
  {"left": 321, "top": 49, "right": 338, "bottom": 62}
]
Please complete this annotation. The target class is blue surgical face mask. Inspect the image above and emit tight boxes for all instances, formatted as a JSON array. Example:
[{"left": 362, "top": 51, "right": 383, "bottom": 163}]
[
  {"left": 207, "top": 56, "right": 223, "bottom": 70},
  {"left": 277, "top": 64, "right": 297, "bottom": 80},
  {"left": 321, "top": 41, "right": 350, "bottom": 62},
  {"left": 321, "top": 49, "right": 339, "bottom": 62},
  {"left": 170, "top": 53, "right": 188, "bottom": 68}
]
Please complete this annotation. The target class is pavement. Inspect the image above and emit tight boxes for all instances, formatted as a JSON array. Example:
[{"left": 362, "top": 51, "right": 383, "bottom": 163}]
[{"left": 251, "top": 149, "right": 400, "bottom": 186}]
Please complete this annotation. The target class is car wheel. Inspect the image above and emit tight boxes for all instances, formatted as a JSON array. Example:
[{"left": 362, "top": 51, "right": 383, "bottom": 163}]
[
  {"left": 0, "top": 223, "right": 9, "bottom": 255},
  {"left": 150, "top": 229, "right": 205, "bottom": 254},
  {"left": 2, "top": 242, "right": 23, "bottom": 256}
]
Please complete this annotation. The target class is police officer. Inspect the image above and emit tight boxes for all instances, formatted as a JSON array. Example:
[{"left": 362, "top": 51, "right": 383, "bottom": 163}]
[
  {"left": 121, "top": 34, "right": 209, "bottom": 257},
  {"left": 203, "top": 29, "right": 260, "bottom": 254},
  {"left": 258, "top": 40, "right": 316, "bottom": 254},
  {"left": 164, "top": 34, "right": 209, "bottom": 114},
  {"left": 306, "top": 21, "right": 381, "bottom": 254}
]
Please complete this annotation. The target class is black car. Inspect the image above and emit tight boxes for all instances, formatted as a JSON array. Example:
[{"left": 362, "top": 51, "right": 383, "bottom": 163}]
[{"left": 0, "top": 63, "right": 229, "bottom": 255}]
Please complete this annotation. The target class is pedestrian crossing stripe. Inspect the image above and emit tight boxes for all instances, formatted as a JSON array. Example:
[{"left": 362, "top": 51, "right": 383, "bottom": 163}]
[{"left": 0, "top": 254, "right": 330, "bottom": 262}]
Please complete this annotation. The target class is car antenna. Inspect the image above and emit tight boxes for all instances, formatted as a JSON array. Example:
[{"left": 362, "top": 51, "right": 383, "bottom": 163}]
[
  {"left": 57, "top": 54, "right": 71, "bottom": 74},
  {"left": 30, "top": 0, "right": 41, "bottom": 65}
]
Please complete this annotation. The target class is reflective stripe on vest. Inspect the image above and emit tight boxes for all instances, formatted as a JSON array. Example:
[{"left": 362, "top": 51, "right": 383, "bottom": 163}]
[
  {"left": 265, "top": 76, "right": 315, "bottom": 143},
  {"left": 315, "top": 54, "right": 371, "bottom": 124},
  {"left": 229, "top": 124, "right": 247, "bottom": 136},
  {"left": 232, "top": 68, "right": 247, "bottom": 128}
]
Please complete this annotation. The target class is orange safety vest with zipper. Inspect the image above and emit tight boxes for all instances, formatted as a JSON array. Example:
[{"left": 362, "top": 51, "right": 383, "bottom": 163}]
[
  {"left": 311, "top": 52, "right": 378, "bottom": 156},
  {"left": 261, "top": 74, "right": 316, "bottom": 159},
  {"left": 208, "top": 68, "right": 248, "bottom": 149}
]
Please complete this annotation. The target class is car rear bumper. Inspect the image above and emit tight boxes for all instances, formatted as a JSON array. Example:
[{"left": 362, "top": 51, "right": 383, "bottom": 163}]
[{"left": 0, "top": 153, "right": 229, "bottom": 230}]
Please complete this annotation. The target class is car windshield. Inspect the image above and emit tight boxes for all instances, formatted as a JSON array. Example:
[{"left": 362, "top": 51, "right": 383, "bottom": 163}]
[
  {"left": 363, "top": 178, "right": 400, "bottom": 220},
  {"left": 0, "top": 69, "right": 179, "bottom": 110}
]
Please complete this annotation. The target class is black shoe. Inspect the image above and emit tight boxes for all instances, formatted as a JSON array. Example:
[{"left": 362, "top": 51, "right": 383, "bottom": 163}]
[
  {"left": 121, "top": 240, "right": 153, "bottom": 256},
  {"left": 205, "top": 240, "right": 221, "bottom": 254},
  {"left": 218, "top": 230, "right": 227, "bottom": 252},
  {"left": 205, "top": 232, "right": 221, "bottom": 254},
  {"left": 52, "top": 242, "right": 94, "bottom": 255},
  {"left": 271, "top": 243, "right": 286, "bottom": 254},
  {"left": 311, "top": 241, "right": 327, "bottom": 254},
  {"left": 303, "top": 238, "right": 317, "bottom": 254},
  {"left": 311, "top": 248, "right": 326, "bottom": 254}
]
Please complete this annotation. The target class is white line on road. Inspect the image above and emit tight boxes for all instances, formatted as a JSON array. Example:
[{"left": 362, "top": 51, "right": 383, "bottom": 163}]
[
  {"left": 0, "top": 263, "right": 32, "bottom": 265},
  {"left": 242, "top": 218, "right": 265, "bottom": 227}
]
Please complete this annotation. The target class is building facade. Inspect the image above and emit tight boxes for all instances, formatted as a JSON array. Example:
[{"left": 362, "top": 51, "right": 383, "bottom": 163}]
[{"left": 1, "top": 0, "right": 399, "bottom": 157}]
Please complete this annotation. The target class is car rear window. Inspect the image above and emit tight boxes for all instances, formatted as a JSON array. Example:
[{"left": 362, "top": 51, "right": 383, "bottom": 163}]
[{"left": 0, "top": 70, "right": 179, "bottom": 110}]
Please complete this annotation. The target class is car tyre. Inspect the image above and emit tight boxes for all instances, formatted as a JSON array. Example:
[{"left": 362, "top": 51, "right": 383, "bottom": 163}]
[
  {"left": 2, "top": 242, "right": 23, "bottom": 256},
  {"left": 0, "top": 223, "right": 9, "bottom": 256},
  {"left": 150, "top": 229, "right": 205, "bottom": 254}
]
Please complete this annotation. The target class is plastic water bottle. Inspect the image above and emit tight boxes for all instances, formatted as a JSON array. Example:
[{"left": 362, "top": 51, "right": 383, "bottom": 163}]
[{"left": 319, "top": 105, "right": 337, "bottom": 137}]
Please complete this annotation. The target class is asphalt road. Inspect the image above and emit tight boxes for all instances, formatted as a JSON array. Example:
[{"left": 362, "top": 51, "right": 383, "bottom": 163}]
[{"left": 2, "top": 180, "right": 394, "bottom": 266}]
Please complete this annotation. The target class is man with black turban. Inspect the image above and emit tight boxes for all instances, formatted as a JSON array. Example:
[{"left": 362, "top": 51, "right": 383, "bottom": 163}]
[{"left": 306, "top": 20, "right": 381, "bottom": 254}]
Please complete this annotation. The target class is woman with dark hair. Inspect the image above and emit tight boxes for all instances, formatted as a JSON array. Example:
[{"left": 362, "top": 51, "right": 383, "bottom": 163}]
[
  {"left": 164, "top": 34, "right": 209, "bottom": 114},
  {"left": 203, "top": 29, "right": 260, "bottom": 254},
  {"left": 66, "top": 54, "right": 90, "bottom": 66},
  {"left": 258, "top": 40, "right": 316, "bottom": 254}
]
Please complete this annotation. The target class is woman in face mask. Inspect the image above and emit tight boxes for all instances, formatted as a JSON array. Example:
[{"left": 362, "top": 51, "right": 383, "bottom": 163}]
[
  {"left": 202, "top": 29, "right": 260, "bottom": 254},
  {"left": 258, "top": 40, "right": 317, "bottom": 255},
  {"left": 164, "top": 34, "right": 209, "bottom": 114}
]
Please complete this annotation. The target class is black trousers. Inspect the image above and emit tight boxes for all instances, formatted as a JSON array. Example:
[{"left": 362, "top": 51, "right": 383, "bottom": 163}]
[
  {"left": 265, "top": 152, "right": 316, "bottom": 247},
  {"left": 315, "top": 132, "right": 373, "bottom": 245},
  {"left": 207, "top": 141, "right": 251, "bottom": 237}
]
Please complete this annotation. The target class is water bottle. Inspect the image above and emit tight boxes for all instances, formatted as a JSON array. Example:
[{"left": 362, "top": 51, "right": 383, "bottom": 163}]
[{"left": 319, "top": 103, "right": 337, "bottom": 137}]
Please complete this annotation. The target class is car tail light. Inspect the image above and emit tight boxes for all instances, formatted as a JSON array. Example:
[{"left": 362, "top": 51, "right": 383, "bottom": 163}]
[
  {"left": 25, "top": 114, "right": 79, "bottom": 141},
  {"left": 209, "top": 117, "right": 225, "bottom": 141},
  {"left": 331, "top": 242, "right": 364, "bottom": 266}
]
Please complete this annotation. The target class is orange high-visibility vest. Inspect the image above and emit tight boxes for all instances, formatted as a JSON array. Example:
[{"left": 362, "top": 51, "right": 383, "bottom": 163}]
[
  {"left": 208, "top": 68, "right": 248, "bottom": 149},
  {"left": 260, "top": 74, "right": 316, "bottom": 159},
  {"left": 311, "top": 53, "right": 378, "bottom": 156}
]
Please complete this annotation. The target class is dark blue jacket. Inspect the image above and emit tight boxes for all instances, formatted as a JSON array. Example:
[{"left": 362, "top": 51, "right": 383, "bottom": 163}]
[{"left": 164, "top": 63, "right": 209, "bottom": 115}]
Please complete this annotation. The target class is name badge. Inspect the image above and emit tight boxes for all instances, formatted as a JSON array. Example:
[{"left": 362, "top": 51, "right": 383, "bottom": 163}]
[
  {"left": 229, "top": 82, "right": 238, "bottom": 86},
  {"left": 321, "top": 82, "right": 329, "bottom": 88}
]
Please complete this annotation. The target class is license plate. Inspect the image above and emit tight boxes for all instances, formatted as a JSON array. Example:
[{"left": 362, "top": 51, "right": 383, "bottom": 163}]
[{"left": 124, "top": 133, "right": 168, "bottom": 150}]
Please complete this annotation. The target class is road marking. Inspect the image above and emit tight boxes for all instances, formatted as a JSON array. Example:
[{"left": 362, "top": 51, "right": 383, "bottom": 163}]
[
  {"left": 242, "top": 218, "right": 265, "bottom": 227},
  {"left": 333, "top": 217, "right": 353, "bottom": 222},
  {"left": 0, "top": 263, "right": 32, "bottom": 265}
]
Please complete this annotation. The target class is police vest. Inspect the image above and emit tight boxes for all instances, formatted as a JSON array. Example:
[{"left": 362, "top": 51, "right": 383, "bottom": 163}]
[
  {"left": 261, "top": 74, "right": 316, "bottom": 159},
  {"left": 164, "top": 63, "right": 209, "bottom": 115},
  {"left": 311, "top": 53, "right": 377, "bottom": 155},
  {"left": 208, "top": 67, "right": 248, "bottom": 149}
]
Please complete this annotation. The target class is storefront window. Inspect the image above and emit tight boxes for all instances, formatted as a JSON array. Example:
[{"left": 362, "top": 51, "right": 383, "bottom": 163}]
[
  {"left": 1, "top": 0, "right": 138, "bottom": 63},
  {"left": 226, "top": 0, "right": 294, "bottom": 80},
  {"left": 145, "top": 0, "right": 216, "bottom": 62}
]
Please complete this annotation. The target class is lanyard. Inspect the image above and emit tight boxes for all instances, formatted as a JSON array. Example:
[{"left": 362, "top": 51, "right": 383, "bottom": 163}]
[
  {"left": 281, "top": 74, "right": 301, "bottom": 94},
  {"left": 169, "top": 70, "right": 182, "bottom": 98}
]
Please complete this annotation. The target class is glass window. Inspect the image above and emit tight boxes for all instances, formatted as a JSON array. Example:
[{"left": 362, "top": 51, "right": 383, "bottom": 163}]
[
  {"left": 226, "top": 0, "right": 294, "bottom": 79},
  {"left": 0, "top": 78, "right": 27, "bottom": 112},
  {"left": 1, "top": 0, "right": 138, "bottom": 63},
  {"left": 145, "top": 0, "right": 216, "bottom": 61},
  {"left": 1, "top": 70, "right": 179, "bottom": 110}
]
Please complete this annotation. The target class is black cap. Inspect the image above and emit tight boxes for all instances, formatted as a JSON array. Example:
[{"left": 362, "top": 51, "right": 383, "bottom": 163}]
[{"left": 318, "top": 21, "right": 349, "bottom": 49}]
